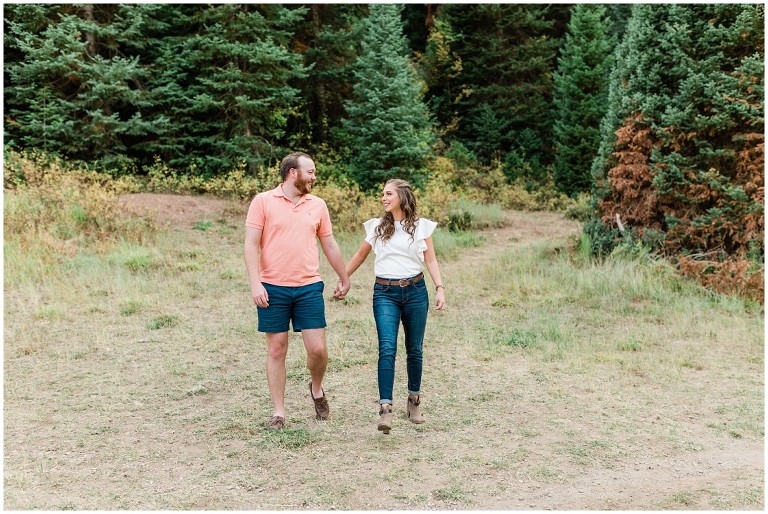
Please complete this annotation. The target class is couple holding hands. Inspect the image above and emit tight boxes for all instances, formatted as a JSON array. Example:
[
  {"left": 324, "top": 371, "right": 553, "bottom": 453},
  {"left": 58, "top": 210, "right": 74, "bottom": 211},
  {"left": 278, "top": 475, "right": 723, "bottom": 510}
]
[{"left": 244, "top": 152, "right": 446, "bottom": 434}]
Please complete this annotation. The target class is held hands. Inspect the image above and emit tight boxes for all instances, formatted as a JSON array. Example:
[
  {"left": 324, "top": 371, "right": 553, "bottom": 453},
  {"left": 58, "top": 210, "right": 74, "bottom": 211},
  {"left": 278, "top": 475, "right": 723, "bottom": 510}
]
[
  {"left": 253, "top": 280, "right": 349, "bottom": 305},
  {"left": 333, "top": 278, "right": 350, "bottom": 300}
]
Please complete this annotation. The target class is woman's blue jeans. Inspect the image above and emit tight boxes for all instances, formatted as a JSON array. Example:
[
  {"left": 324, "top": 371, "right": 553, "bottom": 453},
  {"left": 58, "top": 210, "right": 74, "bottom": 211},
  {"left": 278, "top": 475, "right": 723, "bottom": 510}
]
[{"left": 372, "top": 278, "right": 429, "bottom": 405}]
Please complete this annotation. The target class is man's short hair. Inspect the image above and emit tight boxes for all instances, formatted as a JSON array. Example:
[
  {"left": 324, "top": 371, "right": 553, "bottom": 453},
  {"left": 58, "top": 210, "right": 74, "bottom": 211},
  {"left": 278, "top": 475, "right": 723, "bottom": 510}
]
[{"left": 279, "top": 152, "right": 313, "bottom": 180}]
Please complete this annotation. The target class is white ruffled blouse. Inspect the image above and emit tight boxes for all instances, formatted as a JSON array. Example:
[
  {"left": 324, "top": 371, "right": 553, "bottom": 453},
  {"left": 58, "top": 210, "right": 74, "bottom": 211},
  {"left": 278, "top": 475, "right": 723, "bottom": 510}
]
[{"left": 363, "top": 217, "right": 438, "bottom": 279}]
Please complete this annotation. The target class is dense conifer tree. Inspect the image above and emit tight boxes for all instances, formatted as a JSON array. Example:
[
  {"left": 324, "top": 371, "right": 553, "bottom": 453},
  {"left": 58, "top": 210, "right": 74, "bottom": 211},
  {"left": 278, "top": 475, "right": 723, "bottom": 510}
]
[
  {"left": 436, "top": 4, "right": 557, "bottom": 179},
  {"left": 591, "top": 4, "right": 686, "bottom": 205},
  {"left": 593, "top": 4, "right": 764, "bottom": 295},
  {"left": 343, "top": 4, "right": 434, "bottom": 190},
  {"left": 418, "top": 17, "right": 463, "bottom": 140},
  {"left": 552, "top": 4, "right": 614, "bottom": 196},
  {"left": 4, "top": 4, "right": 166, "bottom": 169},
  {"left": 148, "top": 5, "right": 307, "bottom": 174},
  {"left": 288, "top": 5, "right": 365, "bottom": 152}
]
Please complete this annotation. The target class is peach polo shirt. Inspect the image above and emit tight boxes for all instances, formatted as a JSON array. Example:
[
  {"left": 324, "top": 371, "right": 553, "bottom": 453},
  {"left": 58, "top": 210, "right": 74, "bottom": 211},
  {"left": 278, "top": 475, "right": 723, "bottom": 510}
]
[{"left": 245, "top": 185, "right": 333, "bottom": 287}]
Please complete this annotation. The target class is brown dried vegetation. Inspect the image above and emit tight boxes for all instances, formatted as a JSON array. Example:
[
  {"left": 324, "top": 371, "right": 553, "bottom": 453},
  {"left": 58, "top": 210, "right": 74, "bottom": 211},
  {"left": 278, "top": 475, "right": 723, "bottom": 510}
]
[
  {"left": 600, "top": 114, "right": 764, "bottom": 303},
  {"left": 599, "top": 114, "right": 663, "bottom": 232}
]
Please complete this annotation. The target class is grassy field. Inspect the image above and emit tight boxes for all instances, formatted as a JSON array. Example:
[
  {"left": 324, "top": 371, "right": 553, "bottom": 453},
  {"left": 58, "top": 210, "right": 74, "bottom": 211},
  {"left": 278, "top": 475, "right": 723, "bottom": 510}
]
[{"left": 3, "top": 196, "right": 764, "bottom": 510}]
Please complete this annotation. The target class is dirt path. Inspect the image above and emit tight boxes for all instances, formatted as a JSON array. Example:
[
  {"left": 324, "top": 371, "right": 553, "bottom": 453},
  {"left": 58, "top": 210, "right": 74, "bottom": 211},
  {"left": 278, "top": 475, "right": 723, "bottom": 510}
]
[
  {"left": 4, "top": 194, "right": 763, "bottom": 510},
  {"left": 118, "top": 193, "right": 240, "bottom": 230},
  {"left": 452, "top": 211, "right": 762, "bottom": 510},
  {"left": 423, "top": 210, "right": 762, "bottom": 510}
]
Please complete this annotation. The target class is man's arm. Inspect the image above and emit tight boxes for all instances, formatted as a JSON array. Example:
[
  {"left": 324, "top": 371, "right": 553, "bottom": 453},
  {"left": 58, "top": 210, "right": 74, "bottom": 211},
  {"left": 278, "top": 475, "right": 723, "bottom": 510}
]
[
  {"left": 244, "top": 226, "right": 269, "bottom": 307},
  {"left": 319, "top": 234, "right": 351, "bottom": 298}
]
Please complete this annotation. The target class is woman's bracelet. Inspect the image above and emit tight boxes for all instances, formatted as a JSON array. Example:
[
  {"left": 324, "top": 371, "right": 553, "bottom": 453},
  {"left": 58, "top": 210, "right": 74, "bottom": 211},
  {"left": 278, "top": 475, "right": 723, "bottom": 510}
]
[{"left": 435, "top": 284, "right": 445, "bottom": 291}]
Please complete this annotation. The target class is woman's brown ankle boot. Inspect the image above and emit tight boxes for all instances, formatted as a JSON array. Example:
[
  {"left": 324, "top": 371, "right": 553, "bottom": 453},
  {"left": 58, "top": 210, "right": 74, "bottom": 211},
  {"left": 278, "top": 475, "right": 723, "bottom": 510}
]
[
  {"left": 407, "top": 394, "right": 424, "bottom": 424},
  {"left": 378, "top": 403, "right": 393, "bottom": 434}
]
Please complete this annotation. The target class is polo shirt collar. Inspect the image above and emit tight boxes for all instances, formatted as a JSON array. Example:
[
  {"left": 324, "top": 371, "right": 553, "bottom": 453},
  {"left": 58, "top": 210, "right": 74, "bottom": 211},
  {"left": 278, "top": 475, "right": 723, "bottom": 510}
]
[{"left": 272, "top": 184, "right": 314, "bottom": 203}]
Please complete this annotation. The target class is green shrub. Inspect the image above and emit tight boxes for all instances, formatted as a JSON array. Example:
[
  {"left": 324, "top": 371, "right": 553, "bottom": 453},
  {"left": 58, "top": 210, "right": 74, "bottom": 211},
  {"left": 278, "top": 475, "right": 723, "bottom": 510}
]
[
  {"left": 564, "top": 193, "right": 595, "bottom": 222},
  {"left": 142, "top": 158, "right": 275, "bottom": 199},
  {"left": 581, "top": 218, "right": 620, "bottom": 259},
  {"left": 446, "top": 211, "right": 473, "bottom": 232}
]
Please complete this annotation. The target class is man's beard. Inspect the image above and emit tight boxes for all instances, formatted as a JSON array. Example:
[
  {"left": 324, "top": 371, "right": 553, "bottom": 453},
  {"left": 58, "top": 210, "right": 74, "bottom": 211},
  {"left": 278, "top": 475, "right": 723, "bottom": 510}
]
[{"left": 295, "top": 176, "right": 313, "bottom": 194}]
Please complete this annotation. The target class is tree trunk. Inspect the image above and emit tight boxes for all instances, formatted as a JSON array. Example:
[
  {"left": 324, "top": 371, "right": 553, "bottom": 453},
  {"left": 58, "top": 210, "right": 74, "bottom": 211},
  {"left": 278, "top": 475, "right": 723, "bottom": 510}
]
[
  {"left": 80, "top": 4, "right": 97, "bottom": 59},
  {"left": 425, "top": 4, "right": 438, "bottom": 29}
]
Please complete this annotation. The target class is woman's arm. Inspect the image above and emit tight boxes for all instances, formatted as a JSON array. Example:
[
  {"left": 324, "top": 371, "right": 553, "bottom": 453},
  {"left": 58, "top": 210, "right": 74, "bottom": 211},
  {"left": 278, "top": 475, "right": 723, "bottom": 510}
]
[
  {"left": 346, "top": 240, "right": 372, "bottom": 277},
  {"left": 319, "top": 234, "right": 351, "bottom": 299},
  {"left": 423, "top": 236, "right": 446, "bottom": 310},
  {"left": 334, "top": 240, "right": 372, "bottom": 299}
]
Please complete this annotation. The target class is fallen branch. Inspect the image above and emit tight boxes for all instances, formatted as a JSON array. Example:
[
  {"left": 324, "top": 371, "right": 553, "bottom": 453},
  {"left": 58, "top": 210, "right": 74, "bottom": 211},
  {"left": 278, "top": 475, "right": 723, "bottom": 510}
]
[{"left": 615, "top": 213, "right": 626, "bottom": 234}]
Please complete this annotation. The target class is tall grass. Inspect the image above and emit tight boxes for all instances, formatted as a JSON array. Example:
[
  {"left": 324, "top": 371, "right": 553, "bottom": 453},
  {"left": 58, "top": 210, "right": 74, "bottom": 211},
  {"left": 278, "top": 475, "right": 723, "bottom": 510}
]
[
  {"left": 451, "top": 237, "right": 763, "bottom": 380},
  {"left": 4, "top": 153, "right": 158, "bottom": 287}
]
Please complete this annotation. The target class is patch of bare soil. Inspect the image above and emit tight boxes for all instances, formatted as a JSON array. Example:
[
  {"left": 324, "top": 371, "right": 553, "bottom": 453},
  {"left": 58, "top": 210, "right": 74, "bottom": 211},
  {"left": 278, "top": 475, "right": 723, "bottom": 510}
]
[{"left": 118, "top": 193, "right": 240, "bottom": 230}]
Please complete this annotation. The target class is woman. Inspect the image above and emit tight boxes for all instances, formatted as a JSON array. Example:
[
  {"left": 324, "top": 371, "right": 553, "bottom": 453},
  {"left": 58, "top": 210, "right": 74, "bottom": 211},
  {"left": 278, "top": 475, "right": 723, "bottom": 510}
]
[{"left": 341, "top": 179, "right": 446, "bottom": 434}]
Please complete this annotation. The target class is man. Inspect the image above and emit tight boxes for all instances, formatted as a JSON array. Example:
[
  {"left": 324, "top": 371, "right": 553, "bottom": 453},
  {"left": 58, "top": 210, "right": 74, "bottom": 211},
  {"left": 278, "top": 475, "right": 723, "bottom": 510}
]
[{"left": 244, "top": 152, "right": 350, "bottom": 430}]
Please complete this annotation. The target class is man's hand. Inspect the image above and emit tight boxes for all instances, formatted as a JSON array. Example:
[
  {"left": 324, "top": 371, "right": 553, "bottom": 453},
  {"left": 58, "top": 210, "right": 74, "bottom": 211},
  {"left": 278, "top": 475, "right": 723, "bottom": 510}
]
[{"left": 251, "top": 283, "right": 269, "bottom": 308}]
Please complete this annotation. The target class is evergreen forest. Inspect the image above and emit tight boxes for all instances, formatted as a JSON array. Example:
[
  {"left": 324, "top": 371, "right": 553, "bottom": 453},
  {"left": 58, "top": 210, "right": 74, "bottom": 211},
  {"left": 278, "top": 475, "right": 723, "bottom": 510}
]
[{"left": 3, "top": 3, "right": 765, "bottom": 299}]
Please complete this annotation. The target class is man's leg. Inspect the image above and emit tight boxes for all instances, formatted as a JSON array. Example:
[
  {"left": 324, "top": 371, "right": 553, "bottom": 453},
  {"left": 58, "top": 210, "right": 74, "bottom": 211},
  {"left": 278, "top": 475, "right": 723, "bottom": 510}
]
[
  {"left": 266, "top": 331, "right": 289, "bottom": 417},
  {"left": 293, "top": 282, "right": 329, "bottom": 418},
  {"left": 301, "top": 328, "right": 328, "bottom": 399}
]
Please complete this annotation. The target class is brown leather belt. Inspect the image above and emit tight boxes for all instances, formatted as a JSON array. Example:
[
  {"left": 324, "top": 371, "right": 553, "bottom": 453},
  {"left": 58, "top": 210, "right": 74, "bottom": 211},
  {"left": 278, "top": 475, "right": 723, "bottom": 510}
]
[{"left": 375, "top": 272, "right": 424, "bottom": 287}]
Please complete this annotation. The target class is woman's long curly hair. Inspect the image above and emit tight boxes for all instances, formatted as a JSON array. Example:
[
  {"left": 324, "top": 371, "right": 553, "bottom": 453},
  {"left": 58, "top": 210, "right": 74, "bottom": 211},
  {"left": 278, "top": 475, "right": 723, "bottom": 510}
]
[{"left": 374, "top": 179, "right": 419, "bottom": 243}]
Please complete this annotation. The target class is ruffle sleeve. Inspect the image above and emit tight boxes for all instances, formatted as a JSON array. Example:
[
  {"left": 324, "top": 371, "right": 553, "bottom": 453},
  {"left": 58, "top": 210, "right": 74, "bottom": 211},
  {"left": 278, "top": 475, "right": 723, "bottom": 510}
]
[
  {"left": 414, "top": 218, "right": 438, "bottom": 259},
  {"left": 363, "top": 218, "right": 380, "bottom": 248}
]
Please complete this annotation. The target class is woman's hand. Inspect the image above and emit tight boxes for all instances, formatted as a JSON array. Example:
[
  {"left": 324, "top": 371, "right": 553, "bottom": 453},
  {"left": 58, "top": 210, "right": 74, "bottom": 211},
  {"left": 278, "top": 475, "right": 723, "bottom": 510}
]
[{"left": 434, "top": 287, "right": 446, "bottom": 310}]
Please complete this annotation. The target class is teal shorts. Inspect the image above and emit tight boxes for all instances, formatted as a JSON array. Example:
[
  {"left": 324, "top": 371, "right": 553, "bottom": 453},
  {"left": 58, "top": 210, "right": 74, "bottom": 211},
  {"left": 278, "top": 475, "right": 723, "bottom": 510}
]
[{"left": 257, "top": 281, "right": 326, "bottom": 333}]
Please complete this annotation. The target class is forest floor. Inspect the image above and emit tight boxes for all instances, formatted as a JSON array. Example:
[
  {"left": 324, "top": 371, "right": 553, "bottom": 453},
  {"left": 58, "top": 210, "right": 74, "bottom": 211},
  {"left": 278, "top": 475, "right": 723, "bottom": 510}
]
[{"left": 4, "top": 193, "right": 764, "bottom": 510}]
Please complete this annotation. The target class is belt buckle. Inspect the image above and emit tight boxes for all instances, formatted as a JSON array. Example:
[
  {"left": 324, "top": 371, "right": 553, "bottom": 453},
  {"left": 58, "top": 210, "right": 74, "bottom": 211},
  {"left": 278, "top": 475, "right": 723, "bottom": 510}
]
[{"left": 398, "top": 279, "right": 408, "bottom": 287}]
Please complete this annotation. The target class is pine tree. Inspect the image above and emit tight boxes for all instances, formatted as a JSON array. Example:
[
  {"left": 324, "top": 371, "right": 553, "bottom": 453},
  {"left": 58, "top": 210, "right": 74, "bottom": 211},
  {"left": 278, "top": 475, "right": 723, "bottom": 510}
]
[
  {"left": 288, "top": 5, "right": 365, "bottom": 151},
  {"left": 149, "top": 5, "right": 308, "bottom": 175},
  {"left": 343, "top": 4, "right": 435, "bottom": 190},
  {"left": 553, "top": 4, "right": 614, "bottom": 196},
  {"left": 591, "top": 4, "right": 689, "bottom": 205},
  {"left": 594, "top": 4, "right": 764, "bottom": 298},
  {"left": 418, "top": 16, "right": 464, "bottom": 139},
  {"left": 4, "top": 4, "right": 165, "bottom": 169},
  {"left": 652, "top": 4, "right": 764, "bottom": 257}
]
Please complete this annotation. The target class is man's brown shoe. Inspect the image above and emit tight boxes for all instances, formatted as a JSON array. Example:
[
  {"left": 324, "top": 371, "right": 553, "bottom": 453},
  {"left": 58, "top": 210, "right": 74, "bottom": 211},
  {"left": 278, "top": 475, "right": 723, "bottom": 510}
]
[
  {"left": 267, "top": 416, "right": 285, "bottom": 430},
  {"left": 407, "top": 395, "right": 424, "bottom": 424},
  {"left": 378, "top": 403, "right": 393, "bottom": 434},
  {"left": 309, "top": 383, "right": 329, "bottom": 420}
]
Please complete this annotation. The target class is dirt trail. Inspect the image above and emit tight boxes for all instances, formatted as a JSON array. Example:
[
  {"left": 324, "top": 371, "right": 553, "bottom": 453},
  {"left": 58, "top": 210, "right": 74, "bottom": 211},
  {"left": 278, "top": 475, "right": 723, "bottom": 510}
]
[
  {"left": 123, "top": 194, "right": 764, "bottom": 510},
  {"left": 4, "top": 194, "right": 763, "bottom": 510}
]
